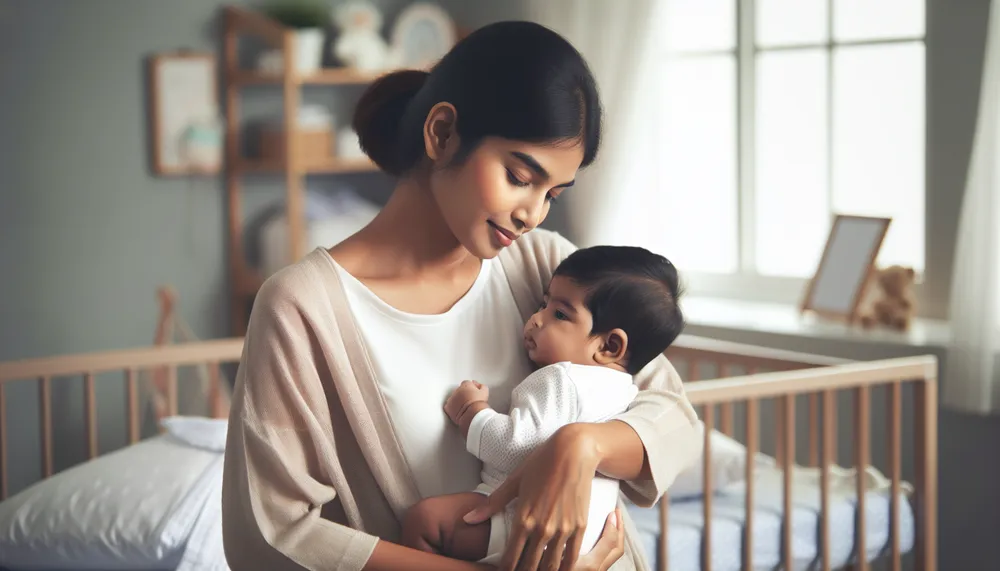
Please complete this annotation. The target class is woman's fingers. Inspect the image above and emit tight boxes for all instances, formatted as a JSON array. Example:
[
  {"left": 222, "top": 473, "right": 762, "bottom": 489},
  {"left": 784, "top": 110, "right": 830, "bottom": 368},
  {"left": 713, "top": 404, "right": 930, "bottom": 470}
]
[
  {"left": 499, "top": 518, "right": 529, "bottom": 571},
  {"left": 539, "top": 527, "right": 573, "bottom": 571},
  {"left": 558, "top": 529, "right": 585, "bottom": 571},
  {"left": 464, "top": 475, "right": 520, "bottom": 525},
  {"left": 515, "top": 521, "right": 551, "bottom": 571},
  {"left": 574, "top": 510, "right": 621, "bottom": 571}
]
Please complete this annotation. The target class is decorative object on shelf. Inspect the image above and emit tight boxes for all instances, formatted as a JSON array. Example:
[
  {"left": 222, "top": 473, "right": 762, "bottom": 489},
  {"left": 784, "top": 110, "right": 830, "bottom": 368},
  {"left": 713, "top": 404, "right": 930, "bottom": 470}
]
[
  {"left": 336, "top": 127, "right": 365, "bottom": 159},
  {"left": 179, "top": 116, "right": 223, "bottom": 172},
  {"left": 261, "top": 0, "right": 328, "bottom": 72},
  {"left": 799, "top": 214, "right": 892, "bottom": 324},
  {"left": 147, "top": 51, "right": 220, "bottom": 176},
  {"left": 390, "top": 2, "right": 457, "bottom": 70},
  {"left": 332, "top": 2, "right": 393, "bottom": 72},
  {"left": 856, "top": 265, "right": 917, "bottom": 331},
  {"left": 258, "top": 187, "right": 382, "bottom": 277},
  {"left": 259, "top": 104, "right": 335, "bottom": 165}
]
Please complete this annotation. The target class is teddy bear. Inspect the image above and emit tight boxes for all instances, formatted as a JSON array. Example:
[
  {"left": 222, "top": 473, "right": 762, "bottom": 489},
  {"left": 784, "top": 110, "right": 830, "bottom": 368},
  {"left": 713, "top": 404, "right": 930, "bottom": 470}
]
[
  {"left": 331, "top": 2, "right": 394, "bottom": 72},
  {"left": 857, "top": 265, "right": 918, "bottom": 331}
]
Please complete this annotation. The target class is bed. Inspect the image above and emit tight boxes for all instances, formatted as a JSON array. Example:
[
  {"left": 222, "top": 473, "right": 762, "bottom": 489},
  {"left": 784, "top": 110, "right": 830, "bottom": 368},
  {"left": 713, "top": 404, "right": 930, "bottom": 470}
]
[{"left": 0, "top": 334, "right": 938, "bottom": 571}]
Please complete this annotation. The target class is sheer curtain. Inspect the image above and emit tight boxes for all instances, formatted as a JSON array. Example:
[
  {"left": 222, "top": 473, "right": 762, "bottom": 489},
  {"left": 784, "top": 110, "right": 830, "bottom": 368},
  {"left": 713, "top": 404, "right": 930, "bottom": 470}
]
[
  {"left": 944, "top": 0, "right": 1000, "bottom": 415},
  {"left": 523, "top": 0, "right": 664, "bottom": 247}
]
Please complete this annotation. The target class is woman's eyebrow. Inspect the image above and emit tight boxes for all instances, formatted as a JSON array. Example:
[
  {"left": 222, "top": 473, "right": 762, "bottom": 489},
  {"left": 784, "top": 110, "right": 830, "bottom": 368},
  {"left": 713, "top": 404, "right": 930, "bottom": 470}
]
[{"left": 510, "top": 151, "right": 575, "bottom": 188}]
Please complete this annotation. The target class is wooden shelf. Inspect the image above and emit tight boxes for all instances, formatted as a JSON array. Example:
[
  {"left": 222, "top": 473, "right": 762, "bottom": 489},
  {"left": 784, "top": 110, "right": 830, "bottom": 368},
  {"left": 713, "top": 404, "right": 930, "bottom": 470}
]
[
  {"left": 223, "top": 4, "right": 389, "bottom": 336},
  {"left": 232, "top": 68, "right": 390, "bottom": 86},
  {"left": 236, "top": 157, "right": 379, "bottom": 174}
]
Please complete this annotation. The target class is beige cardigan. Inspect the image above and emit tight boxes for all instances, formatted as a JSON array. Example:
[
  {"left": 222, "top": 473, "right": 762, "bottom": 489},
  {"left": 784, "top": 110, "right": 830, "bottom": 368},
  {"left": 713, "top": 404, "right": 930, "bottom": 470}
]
[{"left": 221, "top": 229, "right": 701, "bottom": 571}]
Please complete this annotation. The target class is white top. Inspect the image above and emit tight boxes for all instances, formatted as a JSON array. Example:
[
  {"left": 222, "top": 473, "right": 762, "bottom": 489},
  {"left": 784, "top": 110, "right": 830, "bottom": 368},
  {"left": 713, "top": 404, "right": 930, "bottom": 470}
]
[{"left": 334, "top": 257, "right": 535, "bottom": 499}]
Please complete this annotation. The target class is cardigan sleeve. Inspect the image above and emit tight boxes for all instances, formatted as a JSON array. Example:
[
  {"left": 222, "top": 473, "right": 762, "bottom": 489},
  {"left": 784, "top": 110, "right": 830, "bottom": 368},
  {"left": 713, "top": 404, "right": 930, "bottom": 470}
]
[
  {"left": 538, "top": 230, "right": 701, "bottom": 508},
  {"left": 221, "top": 275, "right": 378, "bottom": 571}
]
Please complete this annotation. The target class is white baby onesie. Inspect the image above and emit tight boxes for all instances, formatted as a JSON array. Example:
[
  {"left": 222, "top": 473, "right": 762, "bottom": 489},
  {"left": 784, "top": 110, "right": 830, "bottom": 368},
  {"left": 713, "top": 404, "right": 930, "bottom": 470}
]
[{"left": 465, "top": 361, "right": 639, "bottom": 564}]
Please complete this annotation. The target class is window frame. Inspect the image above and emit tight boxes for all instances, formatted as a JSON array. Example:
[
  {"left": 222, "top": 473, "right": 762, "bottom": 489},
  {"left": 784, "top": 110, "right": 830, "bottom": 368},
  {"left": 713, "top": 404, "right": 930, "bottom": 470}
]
[{"left": 665, "top": 0, "right": 928, "bottom": 305}]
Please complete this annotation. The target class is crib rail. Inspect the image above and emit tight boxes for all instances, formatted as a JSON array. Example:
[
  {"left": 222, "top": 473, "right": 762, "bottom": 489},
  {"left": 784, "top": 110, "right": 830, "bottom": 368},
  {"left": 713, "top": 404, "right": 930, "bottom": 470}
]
[
  {"left": 663, "top": 346, "right": 937, "bottom": 571},
  {"left": 0, "top": 338, "right": 245, "bottom": 500},
  {"left": 0, "top": 337, "right": 938, "bottom": 571}
]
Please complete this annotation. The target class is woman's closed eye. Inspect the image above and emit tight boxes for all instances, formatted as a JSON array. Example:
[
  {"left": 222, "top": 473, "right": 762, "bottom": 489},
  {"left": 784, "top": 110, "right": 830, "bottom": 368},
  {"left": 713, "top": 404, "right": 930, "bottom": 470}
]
[{"left": 506, "top": 168, "right": 530, "bottom": 187}]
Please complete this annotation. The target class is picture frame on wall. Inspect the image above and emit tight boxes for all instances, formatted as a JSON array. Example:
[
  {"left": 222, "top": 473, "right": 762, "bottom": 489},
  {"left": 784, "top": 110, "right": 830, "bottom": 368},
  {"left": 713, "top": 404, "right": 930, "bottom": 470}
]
[
  {"left": 800, "top": 214, "right": 893, "bottom": 323},
  {"left": 147, "top": 51, "right": 222, "bottom": 176}
]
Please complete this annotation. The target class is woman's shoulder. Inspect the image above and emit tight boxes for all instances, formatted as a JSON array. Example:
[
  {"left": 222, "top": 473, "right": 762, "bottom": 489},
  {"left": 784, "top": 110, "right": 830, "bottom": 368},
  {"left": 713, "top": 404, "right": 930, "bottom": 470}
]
[{"left": 252, "top": 249, "right": 340, "bottom": 320}]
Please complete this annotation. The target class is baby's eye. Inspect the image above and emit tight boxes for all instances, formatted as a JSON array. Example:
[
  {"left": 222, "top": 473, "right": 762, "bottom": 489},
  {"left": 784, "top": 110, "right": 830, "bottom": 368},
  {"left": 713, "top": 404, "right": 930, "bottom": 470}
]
[{"left": 554, "top": 310, "right": 569, "bottom": 321}]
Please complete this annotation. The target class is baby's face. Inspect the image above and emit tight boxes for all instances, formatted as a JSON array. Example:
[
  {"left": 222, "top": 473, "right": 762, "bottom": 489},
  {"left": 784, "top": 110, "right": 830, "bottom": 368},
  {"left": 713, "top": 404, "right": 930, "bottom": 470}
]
[{"left": 522, "top": 276, "right": 601, "bottom": 367}]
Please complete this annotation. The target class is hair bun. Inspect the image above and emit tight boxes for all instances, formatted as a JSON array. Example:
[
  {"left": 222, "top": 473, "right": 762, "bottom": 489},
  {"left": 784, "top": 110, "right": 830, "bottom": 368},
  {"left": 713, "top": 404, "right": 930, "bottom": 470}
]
[{"left": 352, "top": 69, "right": 430, "bottom": 176}]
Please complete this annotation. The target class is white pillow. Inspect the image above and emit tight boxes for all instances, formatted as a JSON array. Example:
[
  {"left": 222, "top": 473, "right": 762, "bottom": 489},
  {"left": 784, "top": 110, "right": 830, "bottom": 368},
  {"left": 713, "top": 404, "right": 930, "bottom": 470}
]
[
  {"left": 0, "top": 434, "right": 220, "bottom": 570},
  {"left": 667, "top": 422, "right": 775, "bottom": 499}
]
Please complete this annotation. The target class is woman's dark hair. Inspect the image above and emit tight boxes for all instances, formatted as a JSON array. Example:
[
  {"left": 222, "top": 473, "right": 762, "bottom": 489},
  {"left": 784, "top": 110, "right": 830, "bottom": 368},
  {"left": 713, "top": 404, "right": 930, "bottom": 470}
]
[
  {"left": 553, "top": 246, "right": 685, "bottom": 375},
  {"left": 352, "top": 21, "right": 603, "bottom": 176}
]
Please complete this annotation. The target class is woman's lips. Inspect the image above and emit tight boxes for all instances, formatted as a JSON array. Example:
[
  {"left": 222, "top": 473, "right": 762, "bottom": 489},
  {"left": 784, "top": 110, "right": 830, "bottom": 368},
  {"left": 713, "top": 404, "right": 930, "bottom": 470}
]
[{"left": 488, "top": 221, "right": 516, "bottom": 247}]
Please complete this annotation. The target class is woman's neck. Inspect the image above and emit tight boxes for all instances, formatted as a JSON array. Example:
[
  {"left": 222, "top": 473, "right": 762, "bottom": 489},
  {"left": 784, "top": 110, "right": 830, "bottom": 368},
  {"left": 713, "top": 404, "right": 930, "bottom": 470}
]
[{"left": 342, "top": 173, "right": 477, "bottom": 279}]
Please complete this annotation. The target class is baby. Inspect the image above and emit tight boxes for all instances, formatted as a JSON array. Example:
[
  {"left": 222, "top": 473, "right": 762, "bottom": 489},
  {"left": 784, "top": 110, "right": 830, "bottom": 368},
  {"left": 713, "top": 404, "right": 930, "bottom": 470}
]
[{"left": 401, "top": 245, "right": 685, "bottom": 565}]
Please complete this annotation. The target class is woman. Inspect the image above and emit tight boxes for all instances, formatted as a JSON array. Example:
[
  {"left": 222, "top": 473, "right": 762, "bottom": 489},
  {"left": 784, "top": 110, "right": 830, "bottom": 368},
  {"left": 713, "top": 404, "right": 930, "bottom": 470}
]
[{"left": 221, "top": 20, "right": 700, "bottom": 571}]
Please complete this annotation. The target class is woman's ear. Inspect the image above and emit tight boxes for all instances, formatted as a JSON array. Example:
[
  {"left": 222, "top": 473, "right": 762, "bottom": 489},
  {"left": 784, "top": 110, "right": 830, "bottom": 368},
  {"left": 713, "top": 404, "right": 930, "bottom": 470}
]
[
  {"left": 423, "top": 102, "right": 458, "bottom": 162},
  {"left": 594, "top": 329, "right": 628, "bottom": 366}
]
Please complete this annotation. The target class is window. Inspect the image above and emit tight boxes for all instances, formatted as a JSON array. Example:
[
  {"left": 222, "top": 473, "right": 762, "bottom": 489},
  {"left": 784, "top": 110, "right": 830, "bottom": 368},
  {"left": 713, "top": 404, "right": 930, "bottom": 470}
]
[{"left": 656, "top": 0, "right": 925, "bottom": 291}]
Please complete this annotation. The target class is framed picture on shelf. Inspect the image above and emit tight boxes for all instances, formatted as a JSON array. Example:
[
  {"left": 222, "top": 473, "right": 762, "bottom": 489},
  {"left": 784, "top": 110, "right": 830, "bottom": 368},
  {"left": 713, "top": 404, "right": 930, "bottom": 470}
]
[
  {"left": 800, "top": 214, "right": 892, "bottom": 323},
  {"left": 147, "top": 51, "right": 222, "bottom": 176}
]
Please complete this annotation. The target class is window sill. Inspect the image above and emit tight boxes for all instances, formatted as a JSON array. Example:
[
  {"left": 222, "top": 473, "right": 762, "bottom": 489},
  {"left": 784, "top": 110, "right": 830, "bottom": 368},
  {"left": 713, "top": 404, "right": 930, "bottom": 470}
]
[{"left": 680, "top": 295, "right": 951, "bottom": 350}]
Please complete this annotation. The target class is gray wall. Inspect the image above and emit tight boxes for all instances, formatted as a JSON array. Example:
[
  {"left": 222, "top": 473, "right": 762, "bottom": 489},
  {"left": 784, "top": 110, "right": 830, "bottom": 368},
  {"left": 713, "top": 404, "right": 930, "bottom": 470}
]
[{"left": 0, "top": 0, "right": 997, "bottom": 569}]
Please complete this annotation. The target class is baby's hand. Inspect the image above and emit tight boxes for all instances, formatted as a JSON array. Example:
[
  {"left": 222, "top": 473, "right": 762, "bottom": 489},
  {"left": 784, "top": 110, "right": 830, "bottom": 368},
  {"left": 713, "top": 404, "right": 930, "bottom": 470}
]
[{"left": 444, "top": 380, "right": 490, "bottom": 425}]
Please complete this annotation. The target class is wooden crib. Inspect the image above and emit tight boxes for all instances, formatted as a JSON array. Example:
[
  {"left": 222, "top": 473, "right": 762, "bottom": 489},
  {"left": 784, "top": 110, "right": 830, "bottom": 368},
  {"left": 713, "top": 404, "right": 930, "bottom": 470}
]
[{"left": 0, "top": 334, "right": 937, "bottom": 571}]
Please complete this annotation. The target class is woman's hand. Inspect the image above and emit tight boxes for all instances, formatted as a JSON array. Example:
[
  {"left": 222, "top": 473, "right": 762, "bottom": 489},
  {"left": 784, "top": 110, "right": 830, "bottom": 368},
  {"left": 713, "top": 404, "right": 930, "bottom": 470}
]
[
  {"left": 574, "top": 508, "right": 625, "bottom": 571},
  {"left": 463, "top": 424, "right": 622, "bottom": 571}
]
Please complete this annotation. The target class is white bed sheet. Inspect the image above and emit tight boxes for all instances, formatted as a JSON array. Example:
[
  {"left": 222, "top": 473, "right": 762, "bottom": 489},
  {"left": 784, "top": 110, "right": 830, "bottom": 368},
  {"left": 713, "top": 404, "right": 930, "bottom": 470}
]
[{"left": 627, "top": 467, "right": 916, "bottom": 571}]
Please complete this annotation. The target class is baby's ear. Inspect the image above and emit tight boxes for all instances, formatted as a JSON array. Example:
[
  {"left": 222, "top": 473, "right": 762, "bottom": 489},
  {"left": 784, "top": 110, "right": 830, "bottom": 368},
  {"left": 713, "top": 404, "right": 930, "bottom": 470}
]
[{"left": 595, "top": 329, "right": 628, "bottom": 365}]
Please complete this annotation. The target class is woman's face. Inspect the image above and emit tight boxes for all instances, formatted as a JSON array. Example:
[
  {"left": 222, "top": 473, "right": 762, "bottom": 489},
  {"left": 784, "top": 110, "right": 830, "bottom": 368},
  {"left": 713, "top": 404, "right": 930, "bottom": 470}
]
[{"left": 426, "top": 112, "right": 585, "bottom": 259}]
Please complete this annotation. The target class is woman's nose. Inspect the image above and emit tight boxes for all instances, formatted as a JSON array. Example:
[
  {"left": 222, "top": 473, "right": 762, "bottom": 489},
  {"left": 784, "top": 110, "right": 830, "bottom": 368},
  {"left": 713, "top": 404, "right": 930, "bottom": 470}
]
[{"left": 513, "top": 195, "right": 547, "bottom": 231}]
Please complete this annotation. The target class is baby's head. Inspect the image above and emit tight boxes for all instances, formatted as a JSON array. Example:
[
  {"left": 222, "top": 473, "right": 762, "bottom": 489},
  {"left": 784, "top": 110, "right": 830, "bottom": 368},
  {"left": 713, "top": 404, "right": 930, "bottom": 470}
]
[{"left": 523, "top": 245, "right": 684, "bottom": 375}]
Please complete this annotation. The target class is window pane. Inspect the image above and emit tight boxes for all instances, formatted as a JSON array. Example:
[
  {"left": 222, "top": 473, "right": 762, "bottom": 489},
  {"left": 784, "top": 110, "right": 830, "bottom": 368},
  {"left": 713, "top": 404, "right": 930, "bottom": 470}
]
[
  {"left": 664, "top": 0, "right": 736, "bottom": 53},
  {"left": 757, "top": 0, "right": 828, "bottom": 47},
  {"left": 755, "top": 50, "right": 830, "bottom": 277},
  {"left": 833, "top": 0, "right": 924, "bottom": 41},
  {"left": 833, "top": 43, "right": 925, "bottom": 272},
  {"left": 658, "top": 56, "right": 738, "bottom": 273}
]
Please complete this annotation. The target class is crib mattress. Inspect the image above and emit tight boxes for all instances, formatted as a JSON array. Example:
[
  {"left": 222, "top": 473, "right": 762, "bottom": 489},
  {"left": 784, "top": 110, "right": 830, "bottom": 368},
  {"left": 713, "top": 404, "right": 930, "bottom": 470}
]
[{"left": 627, "top": 469, "right": 916, "bottom": 571}]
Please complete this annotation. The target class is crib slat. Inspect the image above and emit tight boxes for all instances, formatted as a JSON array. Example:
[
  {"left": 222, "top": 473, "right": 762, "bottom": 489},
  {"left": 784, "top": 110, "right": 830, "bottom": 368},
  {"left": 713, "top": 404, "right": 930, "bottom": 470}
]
[
  {"left": 659, "top": 493, "right": 669, "bottom": 571},
  {"left": 85, "top": 373, "right": 97, "bottom": 459},
  {"left": 689, "top": 360, "right": 701, "bottom": 382},
  {"left": 782, "top": 395, "right": 795, "bottom": 567},
  {"left": 888, "top": 382, "right": 902, "bottom": 571},
  {"left": 915, "top": 378, "right": 938, "bottom": 571},
  {"left": 821, "top": 390, "right": 835, "bottom": 571},
  {"left": 0, "top": 383, "right": 6, "bottom": 500},
  {"left": 719, "top": 364, "right": 733, "bottom": 436},
  {"left": 775, "top": 399, "right": 785, "bottom": 466},
  {"left": 855, "top": 386, "right": 871, "bottom": 570},
  {"left": 39, "top": 376, "right": 53, "bottom": 477},
  {"left": 208, "top": 361, "right": 223, "bottom": 418},
  {"left": 743, "top": 398, "right": 759, "bottom": 571},
  {"left": 127, "top": 368, "right": 139, "bottom": 444},
  {"left": 702, "top": 404, "right": 714, "bottom": 571},
  {"left": 168, "top": 365, "right": 178, "bottom": 417},
  {"left": 809, "top": 393, "right": 820, "bottom": 466}
]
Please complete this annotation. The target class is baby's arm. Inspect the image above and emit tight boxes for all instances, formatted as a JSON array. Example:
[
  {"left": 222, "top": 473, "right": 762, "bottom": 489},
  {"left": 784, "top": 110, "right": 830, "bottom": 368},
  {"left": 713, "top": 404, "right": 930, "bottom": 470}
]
[{"left": 466, "top": 365, "right": 581, "bottom": 474}]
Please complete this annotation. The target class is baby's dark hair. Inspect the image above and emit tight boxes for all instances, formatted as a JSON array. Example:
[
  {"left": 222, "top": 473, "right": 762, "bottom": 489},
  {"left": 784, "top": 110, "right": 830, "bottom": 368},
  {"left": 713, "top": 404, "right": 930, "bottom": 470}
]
[{"left": 553, "top": 246, "right": 685, "bottom": 375}]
